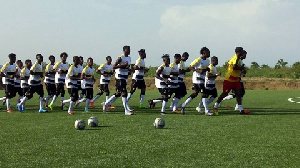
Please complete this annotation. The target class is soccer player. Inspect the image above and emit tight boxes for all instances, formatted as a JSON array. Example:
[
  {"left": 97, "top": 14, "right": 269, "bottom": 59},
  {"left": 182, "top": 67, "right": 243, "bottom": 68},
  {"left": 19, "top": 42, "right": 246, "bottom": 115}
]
[
  {"left": 197, "top": 56, "right": 220, "bottom": 115},
  {"left": 168, "top": 54, "right": 181, "bottom": 113},
  {"left": 78, "top": 57, "right": 95, "bottom": 112},
  {"left": 48, "top": 52, "right": 69, "bottom": 110},
  {"left": 219, "top": 50, "right": 247, "bottom": 110},
  {"left": 180, "top": 47, "right": 211, "bottom": 114},
  {"left": 17, "top": 54, "right": 47, "bottom": 113},
  {"left": 19, "top": 59, "right": 32, "bottom": 110},
  {"left": 127, "top": 49, "right": 149, "bottom": 108},
  {"left": 0, "top": 53, "right": 17, "bottom": 113},
  {"left": 44, "top": 55, "right": 56, "bottom": 108},
  {"left": 90, "top": 56, "right": 114, "bottom": 108},
  {"left": 213, "top": 47, "right": 249, "bottom": 115},
  {"left": 15, "top": 60, "right": 24, "bottom": 104},
  {"left": 76, "top": 56, "right": 85, "bottom": 106},
  {"left": 102, "top": 45, "right": 133, "bottom": 115},
  {"left": 148, "top": 54, "right": 171, "bottom": 115},
  {"left": 65, "top": 56, "right": 81, "bottom": 115}
]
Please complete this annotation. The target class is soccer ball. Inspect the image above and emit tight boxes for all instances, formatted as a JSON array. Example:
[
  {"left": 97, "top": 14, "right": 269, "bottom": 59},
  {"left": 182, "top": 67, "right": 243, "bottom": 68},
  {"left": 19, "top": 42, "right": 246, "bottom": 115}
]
[
  {"left": 74, "top": 119, "right": 86, "bottom": 130},
  {"left": 88, "top": 116, "right": 99, "bottom": 127},
  {"left": 153, "top": 118, "right": 165, "bottom": 129}
]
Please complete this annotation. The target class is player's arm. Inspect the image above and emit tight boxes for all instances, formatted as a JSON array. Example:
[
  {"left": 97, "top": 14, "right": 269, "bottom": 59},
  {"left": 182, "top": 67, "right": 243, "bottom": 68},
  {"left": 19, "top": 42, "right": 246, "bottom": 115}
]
[
  {"left": 155, "top": 67, "right": 168, "bottom": 83},
  {"left": 113, "top": 57, "right": 128, "bottom": 69},
  {"left": 233, "top": 57, "right": 244, "bottom": 70}
]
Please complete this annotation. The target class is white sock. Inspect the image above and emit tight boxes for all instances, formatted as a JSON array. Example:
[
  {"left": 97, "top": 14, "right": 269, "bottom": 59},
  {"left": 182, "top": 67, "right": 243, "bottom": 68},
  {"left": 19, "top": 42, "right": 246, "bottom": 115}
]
[
  {"left": 207, "top": 97, "right": 215, "bottom": 105},
  {"left": 6, "top": 99, "right": 11, "bottom": 110},
  {"left": 238, "top": 105, "right": 243, "bottom": 111},
  {"left": 18, "top": 96, "right": 23, "bottom": 103},
  {"left": 172, "top": 97, "right": 180, "bottom": 111},
  {"left": 85, "top": 99, "right": 90, "bottom": 111},
  {"left": 0, "top": 97, "right": 6, "bottom": 101},
  {"left": 153, "top": 99, "right": 163, "bottom": 103},
  {"left": 127, "top": 93, "right": 132, "bottom": 101},
  {"left": 39, "top": 97, "right": 44, "bottom": 110},
  {"left": 162, "top": 100, "right": 167, "bottom": 113},
  {"left": 202, "top": 98, "right": 209, "bottom": 112},
  {"left": 61, "top": 97, "right": 65, "bottom": 102},
  {"left": 45, "top": 95, "right": 52, "bottom": 105},
  {"left": 122, "top": 97, "right": 129, "bottom": 111},
  {"left": 19, "top": 97, "right": 28, "bottom": 106},
  {"left": 91, "top": 94, "right": 101, "bottom": 103},
  {"left": 105, "top": 95, "right": 116, "bottom": 106},
  {"left": 79, "top": 98, "right": 86, "bottom": 103},
  {"left": 78, "top": 94, "right": 84, "bottom": 100},
  {"left": 198, "top": 101, "right": 203, "bottom": 108},
  {"left": 182, "top": 97, "right": 193, "bottom": 108},
  {"left": 63, "top": 99, "right": 71, "bottom": 104},
  {"left": 140, "top": 94, "right": 145, "bottom": 105},
  {"left": 68, "top": 101, "right": 75, "bottom": 112},
  {"left": 50, "top": 95, "right": 57, "bottom": 105},
  {"left": 106, "top": 95, "right": 109, "bottom": 101},
  {"left": 214, "top": 102, "right": 219, "bottom": 108},
  {"left": 223, "top": 95, "right": 234, "bottom": 101},
  {"left": 170, "top": 97, "right": 175, "bottom": 108}
]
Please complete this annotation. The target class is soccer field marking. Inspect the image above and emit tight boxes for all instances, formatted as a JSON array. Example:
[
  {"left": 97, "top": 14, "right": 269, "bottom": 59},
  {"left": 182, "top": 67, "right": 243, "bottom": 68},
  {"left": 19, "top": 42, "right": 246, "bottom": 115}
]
[{"left": 288, "top": 97, "right": 300, "bottom": 103}]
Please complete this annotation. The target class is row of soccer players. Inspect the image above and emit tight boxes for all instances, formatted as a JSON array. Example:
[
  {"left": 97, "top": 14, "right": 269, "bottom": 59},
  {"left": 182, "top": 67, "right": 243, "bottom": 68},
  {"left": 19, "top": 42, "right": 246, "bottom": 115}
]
[
  {"left": 148, "top": 46, "right": 248, "bottom": 115},
  {"left": 0, "top": 45, "right": 247, "bottom": 115}
]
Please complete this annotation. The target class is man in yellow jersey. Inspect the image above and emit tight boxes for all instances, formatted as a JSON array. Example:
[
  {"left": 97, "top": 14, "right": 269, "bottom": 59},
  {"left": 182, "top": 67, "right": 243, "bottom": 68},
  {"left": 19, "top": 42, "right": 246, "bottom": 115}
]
[{"left": 213, "top": 47, "right": 249, "bottom": 115}]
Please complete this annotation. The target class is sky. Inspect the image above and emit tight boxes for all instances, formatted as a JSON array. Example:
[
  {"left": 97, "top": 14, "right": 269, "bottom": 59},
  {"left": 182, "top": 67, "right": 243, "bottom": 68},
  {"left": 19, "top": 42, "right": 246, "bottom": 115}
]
[{"left": 0, "top": 0, "right": 299, "bottom": 67}]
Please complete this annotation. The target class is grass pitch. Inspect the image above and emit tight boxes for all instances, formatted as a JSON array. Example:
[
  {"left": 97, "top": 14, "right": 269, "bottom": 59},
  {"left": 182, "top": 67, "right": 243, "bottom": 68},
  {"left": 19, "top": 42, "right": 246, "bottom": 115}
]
[{"left": 0, "top": 90, "right": 300, "bottom": 167}]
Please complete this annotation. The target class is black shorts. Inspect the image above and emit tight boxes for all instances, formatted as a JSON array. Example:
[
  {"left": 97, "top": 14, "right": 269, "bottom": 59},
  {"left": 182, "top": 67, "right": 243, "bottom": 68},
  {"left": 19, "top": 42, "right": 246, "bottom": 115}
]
[
  {"left": 56, "top": 83, "right": 65, "bottom": 97},
  {"left": 203, "top": 88, "right": 218, "bottom": 98},
  {"left": 132, "top": 79, "right": 146, "bottom": 89},
  {"left": 26, "top": 84, "right": 44, "bottom": 99},
  {"left": 158, "top": 88, "right": 169, "bottom": 96},
  {"left": 169, "top": 87, "right": 180, "bottom": 98},
  {"left": 192, "top": 83, "right": 205, "bottom": 93},
  {"left": 15, "top": 87, "right": 23, "bottom": 97},
  {"left": 85, "top": 88, "right": 93, "bottom": 99},
  {"left": 115, "top": 79, "right": 127, "bottom": 92},
  {"left": 100, "top": 84, "right": 109, "bottom": 93},
  {"left": 68, "top": 88, "right": 79, "bottom": 101},
  {"left": 178, "top": 82, "right": 187, "bottom": 98},
  {"left": 5, "top": 84, "right": 16, "bottom": 98},
  {"left": 46, "top": 83, "right": 56, "bottom": 96}
]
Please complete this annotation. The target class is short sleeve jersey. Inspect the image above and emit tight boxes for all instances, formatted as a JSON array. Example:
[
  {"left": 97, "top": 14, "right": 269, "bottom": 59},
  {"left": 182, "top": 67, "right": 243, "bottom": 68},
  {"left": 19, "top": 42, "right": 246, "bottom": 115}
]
[
  {"left": 224, "top": 54, "right": 242, "bottom": 82},
  {"left": 190, "top": 57, "right": 210, "bottom": 84}
]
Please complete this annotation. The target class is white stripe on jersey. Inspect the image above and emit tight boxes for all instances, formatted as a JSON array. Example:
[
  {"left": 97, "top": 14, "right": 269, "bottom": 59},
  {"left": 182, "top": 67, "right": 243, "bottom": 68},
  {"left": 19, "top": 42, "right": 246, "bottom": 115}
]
[
  {"left": 14, "top": 68, "right": 22, "bottom": 87},
  {"left": 155, "top": 65, "right": 171, "bottom": 89},
  {"left": 168, "top": 62, "right": 179, "bottom": 88},
  {"left": 0, "top": 62, "right": 17, "bottom": 85},
  {"left": 44, "top": 63, "right": 55, "bottom": 84},
  {"left": 82, "top": 66, "right": 95, "bottom": 89},
  {"left": 190, "top": 57, "right": 210, "bottom": 84},
  {"left": 53, "top": 61, "right": 69, "bottom": 84},
  {"left": 115, "top": 55, "right": 131, "bottom": 81},
  {"left": 205, "top": 64, "right": 217, "bottom": 90},
  {"left": 20, "top": 67, "right": 30, "bottom": 88},
  {"left": 98, "top": 63, "right": 113, "bottom": 85},
  {"left": 65, "top": 65, "right": 80, "bottom": 89},
  {"left": 132, "top": 58, "right": 145, "bottom": 81},
  {"left": 28, "top": 62, "right": 43, "bottom": 86}
]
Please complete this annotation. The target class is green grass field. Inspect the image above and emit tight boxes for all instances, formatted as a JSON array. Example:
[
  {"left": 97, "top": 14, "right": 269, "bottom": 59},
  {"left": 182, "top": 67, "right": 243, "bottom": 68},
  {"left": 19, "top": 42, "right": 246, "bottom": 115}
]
[{"left": 0, "top": 90, "right": 300, "bottom": 167}]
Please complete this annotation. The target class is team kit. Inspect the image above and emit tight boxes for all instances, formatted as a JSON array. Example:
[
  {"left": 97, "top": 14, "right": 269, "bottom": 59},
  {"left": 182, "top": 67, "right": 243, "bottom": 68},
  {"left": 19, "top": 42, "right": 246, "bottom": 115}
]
[{"left": 0, "top": 46, "right": 249, "bottom": 116}]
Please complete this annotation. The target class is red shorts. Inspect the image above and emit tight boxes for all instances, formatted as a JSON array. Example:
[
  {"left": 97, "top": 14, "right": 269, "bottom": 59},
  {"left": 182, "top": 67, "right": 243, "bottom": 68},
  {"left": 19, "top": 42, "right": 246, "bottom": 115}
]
[{"left": 223, "top": 80, "right": 242, "bottom": 93}]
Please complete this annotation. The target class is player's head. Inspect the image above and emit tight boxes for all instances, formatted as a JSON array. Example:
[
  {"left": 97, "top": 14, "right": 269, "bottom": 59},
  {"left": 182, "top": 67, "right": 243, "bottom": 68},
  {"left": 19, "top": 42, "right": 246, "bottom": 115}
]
[
  {"left": 25, "top": 59, "right": 32, "bottom": 68},
  {"left": 211, "top": 56, "right": 218, "bottom": 66},
  {"left": 182, "top": 52, "right": 189, "bottom": 61},
  {"left": 242, "top": 50, "right": 247, "bottom": 60},
  {"left": 174, "top": 54, "right": 181, "bottom": 64},
  {"left": 138, "top": 49, "right": 146, "bottom": 59},
  {"left": 123, "top": 45, "right": 130, "bottom": 56},
  {"left": 200, "top": 47, "right": 210, "bottom": 59},
  {"left": 36, "top": 54, "right": 43, "bottom": 62},
  {"left": 106, "top": 56, "right": 112, "bottom": 64},
  {"left": 8, "top": 53, "right": 16, "bottom": 63},
  {"left": 79, "top": 56, "right": 83, "bottom": 65},
  {"left": 73, "top": 56, "right": 79, "bottom": 65},
  {"left": 87, "top": 57, "right": 93, "bottom": 67},
  {"left": 235, "top": 47, "right": 244, "bottom": 57},
  {"left": 162, "top": 54, "right": 170, "bottom": 65},
  {"left": 49, "top": 55, "right": 55, "bottom": 63},
  {"left": 16, "top": 60, "right": 23, "bottom": 68},
  {"left": 60, "top": 52, "right": 68, "bottom": 62}
]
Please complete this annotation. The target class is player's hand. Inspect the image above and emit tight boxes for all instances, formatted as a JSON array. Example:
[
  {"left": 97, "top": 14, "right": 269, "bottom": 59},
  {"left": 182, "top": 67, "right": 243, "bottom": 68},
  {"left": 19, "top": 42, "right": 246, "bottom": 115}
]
[{"left": 164, "top": 79, "right": 169, "bottom": 83}]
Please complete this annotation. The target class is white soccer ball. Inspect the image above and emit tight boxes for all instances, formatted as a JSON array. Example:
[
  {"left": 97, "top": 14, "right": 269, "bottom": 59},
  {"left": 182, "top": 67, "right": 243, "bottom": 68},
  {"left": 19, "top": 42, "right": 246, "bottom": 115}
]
[
  {"left": 74, "top": 119, "right": 86, "bottom": 130},
  {"left": 153, "top": 118, "right": 165, "bottom": 129},
  {"left": 88, "top": 116, "right": 99, "bottom": 127}
]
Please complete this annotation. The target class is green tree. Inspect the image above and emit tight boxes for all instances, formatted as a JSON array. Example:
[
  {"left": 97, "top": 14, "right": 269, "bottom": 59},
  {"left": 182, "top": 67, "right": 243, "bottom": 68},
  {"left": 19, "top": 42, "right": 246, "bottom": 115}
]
[
  {"left": 250, "top": 62, "right": 260, "bottom": 69},
  {"left": 275, "top": 59, "right": 288, "bottom": 69}
]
